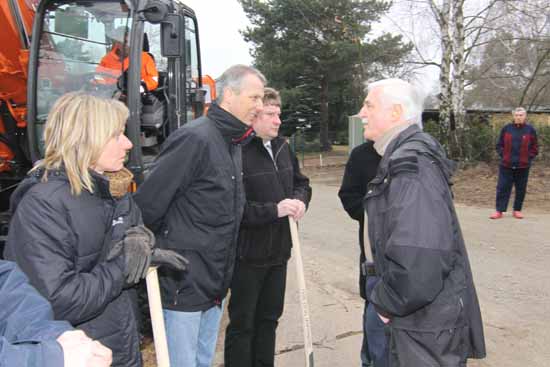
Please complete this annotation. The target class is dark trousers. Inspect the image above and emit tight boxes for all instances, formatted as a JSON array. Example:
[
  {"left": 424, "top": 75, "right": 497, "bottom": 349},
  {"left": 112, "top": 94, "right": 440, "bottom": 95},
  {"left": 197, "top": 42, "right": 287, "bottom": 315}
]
[
  {"left": 225, "top": 260, "right": 287, "bottom": 367},
  {"left": 496, "top": 166, "right": 530, "bottom": 212},
  {"left": 361, "top": 301, "right": 373, "bottom": 367},
  {"left": 365, "top": 303, "right": 389, "bottom": 367}
]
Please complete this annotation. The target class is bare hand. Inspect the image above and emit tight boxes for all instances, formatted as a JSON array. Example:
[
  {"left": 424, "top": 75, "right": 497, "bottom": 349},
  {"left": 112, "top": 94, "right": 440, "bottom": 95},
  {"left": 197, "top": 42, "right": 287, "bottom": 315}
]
[
  {"left": 277, "top": 199, "right": 298, "bottom": 218},
  {"left": 88, "top": 341, "right": 113, "bottom": 367},
  {"left": 378, "top": 313, "right": 390, "bottom": 324},
  {"left": 277, "top": 199, "right": 306, "bottom": 220},
  {"left": 58, "top": 330, "right": 112, "bottom": 367},
  {"left": 292, "top": 199, "right": 306, "bottom": 221}
]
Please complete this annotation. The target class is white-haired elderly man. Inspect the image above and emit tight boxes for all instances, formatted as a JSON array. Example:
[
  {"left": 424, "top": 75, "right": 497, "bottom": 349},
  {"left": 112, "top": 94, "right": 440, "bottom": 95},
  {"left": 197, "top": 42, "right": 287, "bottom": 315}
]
[
  {"left": 490, "top": 107, "right": 538, "bottom": 219},
  {"left": 358, "top": 79, "right": 486, "bottom": 367}
]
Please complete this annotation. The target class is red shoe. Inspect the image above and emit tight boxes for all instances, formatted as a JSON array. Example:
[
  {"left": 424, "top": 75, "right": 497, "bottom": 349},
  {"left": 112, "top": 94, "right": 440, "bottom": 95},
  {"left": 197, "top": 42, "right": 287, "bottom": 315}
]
[
  {"left": 513, "top": 211, "right": 524, "bottom": 219},
  {"left": 489, "top": 211, "right": 503, "bottom": 219}
]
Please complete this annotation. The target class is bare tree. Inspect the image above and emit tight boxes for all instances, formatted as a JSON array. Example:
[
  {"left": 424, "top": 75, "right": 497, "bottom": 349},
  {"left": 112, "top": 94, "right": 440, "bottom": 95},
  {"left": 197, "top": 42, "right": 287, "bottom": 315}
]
[
  {"left": 384, "top": 0, "right": 549, "bottom": 157},
  {"left": 466, "top": 0, "right": 550, "bottom": 109}
]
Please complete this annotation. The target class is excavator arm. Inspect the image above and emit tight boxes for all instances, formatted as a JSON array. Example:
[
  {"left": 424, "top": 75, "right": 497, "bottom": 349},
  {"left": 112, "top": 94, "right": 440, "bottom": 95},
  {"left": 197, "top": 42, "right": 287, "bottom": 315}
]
[{"left": 0, "top": 0, "right": 36, "bottom": 172}]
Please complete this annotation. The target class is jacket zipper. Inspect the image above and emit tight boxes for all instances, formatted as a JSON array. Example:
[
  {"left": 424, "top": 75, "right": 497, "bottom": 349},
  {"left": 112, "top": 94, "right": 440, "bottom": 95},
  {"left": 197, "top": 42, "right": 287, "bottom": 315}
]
[{"left": 219, "top": 144, "right": 239, "bottom": 300}]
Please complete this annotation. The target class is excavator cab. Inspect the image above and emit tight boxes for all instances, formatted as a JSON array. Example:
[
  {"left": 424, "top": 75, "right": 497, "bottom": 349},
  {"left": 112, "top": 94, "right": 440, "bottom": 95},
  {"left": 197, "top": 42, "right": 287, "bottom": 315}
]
[{"left": 27, "top": 0, "right": 205, "bottom": 182}]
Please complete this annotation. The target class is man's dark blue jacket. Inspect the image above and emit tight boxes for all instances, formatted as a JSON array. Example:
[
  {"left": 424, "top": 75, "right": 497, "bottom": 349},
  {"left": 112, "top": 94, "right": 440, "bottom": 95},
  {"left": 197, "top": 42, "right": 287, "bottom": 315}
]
[
  {"left": 0, "top": 260, "right": 72, "bottom": 367},
  {"left": 496, "top": 122, "right": 538, "bottom": 168}
]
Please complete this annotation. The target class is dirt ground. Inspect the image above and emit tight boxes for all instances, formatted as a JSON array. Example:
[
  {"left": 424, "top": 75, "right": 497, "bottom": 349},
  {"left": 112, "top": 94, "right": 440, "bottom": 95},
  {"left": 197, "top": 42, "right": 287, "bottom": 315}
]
[
  {"left": 301, "top": 148, "right": 550, "bottom": 212},
  {"left": 142, "top": 150, "right": 550, "bottom": 366}
]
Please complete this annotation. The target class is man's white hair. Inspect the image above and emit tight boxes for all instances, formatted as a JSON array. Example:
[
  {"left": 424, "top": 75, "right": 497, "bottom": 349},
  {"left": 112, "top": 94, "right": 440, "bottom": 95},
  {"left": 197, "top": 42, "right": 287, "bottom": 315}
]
[
  {"left": 513, "top": 107, "right": 526, "bottom": 114},
  {"left": 366, "top": 78, "right": 425, "bottom": 127}
]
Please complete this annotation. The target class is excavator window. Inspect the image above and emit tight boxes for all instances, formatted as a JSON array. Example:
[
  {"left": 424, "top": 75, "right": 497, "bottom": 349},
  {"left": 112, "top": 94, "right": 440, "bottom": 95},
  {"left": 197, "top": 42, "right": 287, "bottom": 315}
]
[{"left": 34, "top": 1, "right": 133, "bottom": 153}]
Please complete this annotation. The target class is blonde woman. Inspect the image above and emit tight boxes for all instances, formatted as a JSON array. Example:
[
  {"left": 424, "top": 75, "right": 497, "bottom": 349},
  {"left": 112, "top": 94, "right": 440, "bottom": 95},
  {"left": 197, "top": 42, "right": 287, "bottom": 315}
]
[{"left": 4, "top": 92, "right": 187, "bottom": 367}]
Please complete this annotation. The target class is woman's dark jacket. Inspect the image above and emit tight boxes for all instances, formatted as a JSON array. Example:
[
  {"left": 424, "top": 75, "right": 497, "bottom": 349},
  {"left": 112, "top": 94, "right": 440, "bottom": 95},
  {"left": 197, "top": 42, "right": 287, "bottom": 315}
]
[
  {"left": 134, "top": 103, "right": 250, "bottom": 312},
  {"left": 4, "top": 169, "right": 142, "bottom": 367},
  {"left": 364, "top": 125, "right": 486, "bottom": 366},
  {"left": 238, "top": 137, "right": 312, "bottom": 266}
]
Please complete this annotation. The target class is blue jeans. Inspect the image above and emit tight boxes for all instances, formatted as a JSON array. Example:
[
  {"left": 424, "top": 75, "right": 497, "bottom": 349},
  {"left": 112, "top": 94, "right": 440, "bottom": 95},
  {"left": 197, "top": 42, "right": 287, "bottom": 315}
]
[{"left": 164, "top": 304, "right": 224, "bottom": 367}]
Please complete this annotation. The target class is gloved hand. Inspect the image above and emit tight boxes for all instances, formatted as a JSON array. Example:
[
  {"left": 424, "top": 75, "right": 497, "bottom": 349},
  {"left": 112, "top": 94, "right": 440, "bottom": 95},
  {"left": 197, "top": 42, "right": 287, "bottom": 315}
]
[
  {"left": 108, "top": 225, "right": 155, "bottom": 285},
  {"left": 151, "top": 248, "right": 190, "bottom": 272}
]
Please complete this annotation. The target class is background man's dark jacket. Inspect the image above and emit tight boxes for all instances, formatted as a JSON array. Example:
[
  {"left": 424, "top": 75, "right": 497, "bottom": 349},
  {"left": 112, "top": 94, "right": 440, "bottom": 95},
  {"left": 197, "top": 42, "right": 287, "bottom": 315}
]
[
  {"left": 238, "top": 137, "right": 312, "bottom": 266},
  {"left": 338, "top": 142, "right": 381, "bottom": 299},
  {"left": 365, "top": 125, "right": 486, "bottom": 366},
  {"left": 135, "top": 103, "right": 249, "bottom": 312},
  {"left": 496, "top": 122, "right": 538, "bottom": 168},
  {"left": 0, "top": 260, "right": 73, "bottom": 367},
  {"left": 4, "top": 170, "right": 142, "bottom": 367}
]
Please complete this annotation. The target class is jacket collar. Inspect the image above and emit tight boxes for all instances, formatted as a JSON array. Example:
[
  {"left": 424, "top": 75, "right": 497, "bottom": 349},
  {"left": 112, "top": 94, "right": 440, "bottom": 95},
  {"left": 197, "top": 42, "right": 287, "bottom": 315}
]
[
  {"left": 207, "top": 102, "right": 255, "bottom": 145},
  {"left": 31, "top": 167, "right": 112, "bottom": 198},
  {"left": 372, "top": 124, "right": 456, "bottom": 185}
]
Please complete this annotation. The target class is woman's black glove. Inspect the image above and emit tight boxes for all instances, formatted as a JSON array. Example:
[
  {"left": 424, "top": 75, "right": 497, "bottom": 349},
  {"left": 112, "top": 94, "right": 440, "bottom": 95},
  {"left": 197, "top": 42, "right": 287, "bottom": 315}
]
[
  {"left": 108, "top": 226, "right": 189, "bottom": 285},
  {"left": 107, "top": 225, "right": 154, "bottom": 285},
  {"left": 151, "top": 248, "right": 189, "bottom": 272}
]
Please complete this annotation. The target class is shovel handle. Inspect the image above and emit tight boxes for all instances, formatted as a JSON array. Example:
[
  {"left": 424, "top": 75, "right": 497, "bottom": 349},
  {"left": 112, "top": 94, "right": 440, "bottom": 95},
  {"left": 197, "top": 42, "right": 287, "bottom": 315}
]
[
  {"left": 146, "top": 267, "right": 170, "bottom": 367},
  {"left": 289, "top": 218, "right": 315, "bottom": 367}
]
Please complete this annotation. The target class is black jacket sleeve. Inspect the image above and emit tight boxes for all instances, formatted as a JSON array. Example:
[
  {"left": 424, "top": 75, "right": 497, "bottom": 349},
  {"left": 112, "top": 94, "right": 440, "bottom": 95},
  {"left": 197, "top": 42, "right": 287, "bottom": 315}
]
[
  {"left": 135, "top": 130, "right": 206, "bottom": 231},
  {"left": 371, "top": 160, "right": 455, "bottom": 318},
  {"left": 338, "top": 143, "right": 380, "bottom": 221}
]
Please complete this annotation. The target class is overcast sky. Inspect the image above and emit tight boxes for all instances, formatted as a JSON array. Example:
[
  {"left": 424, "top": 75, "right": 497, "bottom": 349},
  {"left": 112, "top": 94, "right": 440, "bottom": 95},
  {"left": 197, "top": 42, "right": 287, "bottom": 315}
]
[
  {"left": 184, "top": 0, "right": 253, "bottom": 79},
  {"left": 183, "top": 0, "right": 438, "bottom": 90}
]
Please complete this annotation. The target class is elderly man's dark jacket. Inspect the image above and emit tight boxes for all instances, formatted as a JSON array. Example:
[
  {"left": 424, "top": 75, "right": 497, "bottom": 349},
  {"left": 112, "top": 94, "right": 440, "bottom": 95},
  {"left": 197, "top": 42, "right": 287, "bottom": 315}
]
[
  {"left": 237, "top": 137, "right": 312, "bottom": 266},
  {"left": 364, "top": 125, "right": 486, "bottom": 366},
  {"left": 134, "top": 103, "right": 249, "bottom": 312},
  {"left": 5, "top": 170, "right": 142, "bottom": 367}
]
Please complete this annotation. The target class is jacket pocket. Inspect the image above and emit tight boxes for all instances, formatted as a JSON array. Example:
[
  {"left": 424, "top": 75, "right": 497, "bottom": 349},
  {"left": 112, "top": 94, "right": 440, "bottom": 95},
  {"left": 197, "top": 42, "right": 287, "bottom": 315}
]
[
  {"left": 238, "top": 225, "right": 274, "bottom": 261},
  {"left": 390, "top": 325, "right": 469, "bottom": 367}
]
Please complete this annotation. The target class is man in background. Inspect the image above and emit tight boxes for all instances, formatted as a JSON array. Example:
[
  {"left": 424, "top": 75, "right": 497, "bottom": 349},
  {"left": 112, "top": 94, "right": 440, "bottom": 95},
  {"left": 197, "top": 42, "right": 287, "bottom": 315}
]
[
  {"left": 490, "top": 107, "right": 538, "bottom": 219},
  {"left": 96, "top": 26, "right": 158, "bottom": 93}
]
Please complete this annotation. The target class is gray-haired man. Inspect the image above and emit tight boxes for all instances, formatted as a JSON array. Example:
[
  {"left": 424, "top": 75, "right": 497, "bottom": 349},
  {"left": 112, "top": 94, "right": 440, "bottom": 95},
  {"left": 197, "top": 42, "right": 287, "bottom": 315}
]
[
  {"left": 135, "top": 65, "right": 265, "bottom": 367},
  {"left": 359, "top": 79, "right": 486, "bottom": 366}
]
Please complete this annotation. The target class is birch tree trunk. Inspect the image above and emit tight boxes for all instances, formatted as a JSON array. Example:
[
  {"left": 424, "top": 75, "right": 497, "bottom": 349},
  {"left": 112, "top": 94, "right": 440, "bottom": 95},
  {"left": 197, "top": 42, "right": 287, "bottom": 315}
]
[
  {"left": 451, "top": 0, "right": 466, "bottom": 158},
  {"left": 430, "top": 0, "right": 453, "bottom": 154}
]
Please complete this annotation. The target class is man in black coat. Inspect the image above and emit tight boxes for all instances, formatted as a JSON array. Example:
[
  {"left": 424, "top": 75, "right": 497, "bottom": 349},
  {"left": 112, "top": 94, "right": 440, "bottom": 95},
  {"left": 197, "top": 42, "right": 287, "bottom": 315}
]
[
  {"left": 134, "top": 65, "right": 266, "bottom": 367},
  {"left": 361, "top": 78, "right": 486, "bottom": 366},
  {"left": 338, "top": 142, "right": 381, "bottom": 367},
  {"left": 224, "top": 87, "right": 312, "bottom": 367}
]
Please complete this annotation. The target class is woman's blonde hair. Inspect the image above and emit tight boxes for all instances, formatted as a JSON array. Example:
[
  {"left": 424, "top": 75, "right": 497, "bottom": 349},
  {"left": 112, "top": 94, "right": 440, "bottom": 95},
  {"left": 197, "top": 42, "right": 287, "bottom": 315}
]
[{"left": 33, "top": 92, "right": 129, "bottom": 195}]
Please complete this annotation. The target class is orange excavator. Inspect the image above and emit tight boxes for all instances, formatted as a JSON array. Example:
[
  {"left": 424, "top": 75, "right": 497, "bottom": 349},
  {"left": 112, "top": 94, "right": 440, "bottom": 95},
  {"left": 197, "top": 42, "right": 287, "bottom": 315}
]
[
  {"left": 0, "top": 0, "right": 215, "bottom": 248},
  {"left": 0, "top": 0, "right": 34, "bottom": 174}
]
